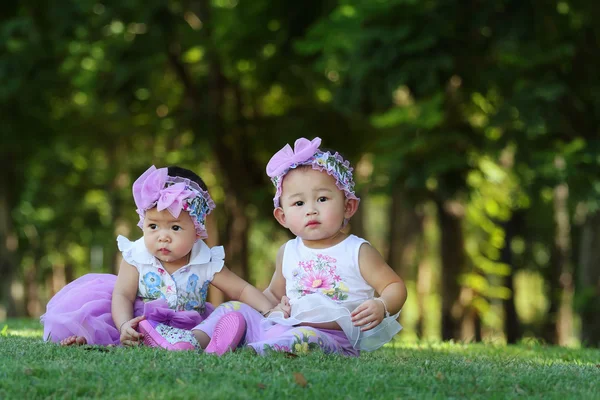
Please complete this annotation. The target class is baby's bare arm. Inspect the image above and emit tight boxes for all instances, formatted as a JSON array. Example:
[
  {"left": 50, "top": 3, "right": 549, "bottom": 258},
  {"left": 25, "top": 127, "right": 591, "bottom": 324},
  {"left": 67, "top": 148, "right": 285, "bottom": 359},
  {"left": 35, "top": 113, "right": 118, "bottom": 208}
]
[
  {"left": 263, "top": 244, "right": 287, "bottom": 306},
  {"left": 212, "top": 266, "right": 273, "bottom": 314},
  {"left": 351, "top": 243, "right": 407, "bottom": 331},
  {"left": 111, "top": 260, "right": 144, "bottom": 345}
]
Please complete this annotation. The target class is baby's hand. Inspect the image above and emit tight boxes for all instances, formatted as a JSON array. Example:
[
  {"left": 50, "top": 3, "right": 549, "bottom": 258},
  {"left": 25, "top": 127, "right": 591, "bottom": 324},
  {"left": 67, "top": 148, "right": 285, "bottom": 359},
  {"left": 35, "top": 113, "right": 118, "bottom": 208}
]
[
  {"left": 351, "top": 299, "right": 386, "bottom": 331},
  {"left": 119, "top": 315, "right": 145, "bottom": 346},
  {"left": 266, "top": 296, "right": 291, "bottom": 318}
]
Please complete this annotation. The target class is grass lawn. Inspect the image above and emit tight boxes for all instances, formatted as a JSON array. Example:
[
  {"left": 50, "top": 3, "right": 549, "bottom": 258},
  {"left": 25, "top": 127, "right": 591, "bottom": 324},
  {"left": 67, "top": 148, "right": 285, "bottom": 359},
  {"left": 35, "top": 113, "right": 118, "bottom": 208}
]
[{"left": 1, "top": 319, "right": 598, "bottom": 399}]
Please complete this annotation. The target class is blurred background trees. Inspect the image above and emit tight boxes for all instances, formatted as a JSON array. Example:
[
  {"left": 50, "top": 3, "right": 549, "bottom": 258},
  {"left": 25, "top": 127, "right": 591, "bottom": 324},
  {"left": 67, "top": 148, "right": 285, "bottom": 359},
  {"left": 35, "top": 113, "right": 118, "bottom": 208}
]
[{"left": 1, "top": 0, "right": 599, "bottom": 347}]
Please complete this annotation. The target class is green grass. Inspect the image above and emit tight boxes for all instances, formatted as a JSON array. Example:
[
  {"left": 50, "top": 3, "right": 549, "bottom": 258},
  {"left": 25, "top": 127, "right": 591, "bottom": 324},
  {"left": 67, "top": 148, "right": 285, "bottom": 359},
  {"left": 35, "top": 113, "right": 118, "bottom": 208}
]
[{"left": 1, "top": 319, "right": 598, "bottom": 399}]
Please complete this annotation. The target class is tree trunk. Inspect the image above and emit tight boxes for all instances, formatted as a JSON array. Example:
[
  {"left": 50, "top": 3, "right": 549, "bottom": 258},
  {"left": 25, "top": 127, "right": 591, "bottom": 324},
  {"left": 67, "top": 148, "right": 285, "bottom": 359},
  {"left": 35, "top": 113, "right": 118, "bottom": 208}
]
[
  {"left": 387, "top": 186, "right": 425, "bottom": 336},
  {"left": 415, "top": 237, "right": 431, "bottom": 339},
  {"left": 577, "top": 209, "right": 600, "bottom": 347},
  {"left": 221, "top": 196, "right": 250, "bottom": 281},
  {"left": 436, "top": 199, "right": 466, "bottom": 341},
  {"left": 25, "top": 261, "right": 42, "bottom": 317},
  {"left": 206, "top": 213, "right": 225, "bottom": 306},
  {"left": 503, "top": 268, "right": 520, "bottom": 344},
  {"left": 51, "top": 262, "right": 67, "bottom": 298},
  {"left": 543, "top": 182, "right": 574, "bottom": 346},
  {"left": 0, "top": 170, "right": 20, "bottom": 317},
  {"left": 459, "top": 288, "right": 481, "bottom": 342},
  {"left": 501, "top": 213, "right": 522, "bottom": 344},
  {"left": 387, "top": 186, "right": 423, "bottom": 278},
  {"left": 195, "top": 0, "right": 254, "bottom": 290}
]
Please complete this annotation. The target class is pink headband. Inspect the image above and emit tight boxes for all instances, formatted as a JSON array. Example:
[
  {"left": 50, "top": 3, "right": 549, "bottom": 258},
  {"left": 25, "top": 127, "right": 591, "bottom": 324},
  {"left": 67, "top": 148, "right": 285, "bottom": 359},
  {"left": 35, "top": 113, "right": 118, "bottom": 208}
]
[
  {"left": 132, "top": 166, "right": 215, "bottom": 239},
  {"left": 266, "top": 137, "right": 360, "bottom": 208}
]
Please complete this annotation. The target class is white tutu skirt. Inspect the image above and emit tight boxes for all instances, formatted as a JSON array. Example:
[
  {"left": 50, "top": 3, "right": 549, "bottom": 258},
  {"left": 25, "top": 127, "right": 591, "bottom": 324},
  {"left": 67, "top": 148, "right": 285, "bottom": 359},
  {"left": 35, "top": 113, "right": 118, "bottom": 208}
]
[{"left": 262, "top": 293, "right": 402, "bottom": 351}]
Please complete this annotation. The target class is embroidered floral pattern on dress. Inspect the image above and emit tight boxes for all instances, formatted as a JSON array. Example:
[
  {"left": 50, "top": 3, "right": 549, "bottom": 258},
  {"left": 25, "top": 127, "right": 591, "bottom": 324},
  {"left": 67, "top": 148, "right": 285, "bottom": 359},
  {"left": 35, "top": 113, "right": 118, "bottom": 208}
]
[
  {"left": 118, "top": 235, "right": 224, "bottom": 319},
  {"left": 292, "top": 254, "right": 349, "bottom": 301},
  {"left": 173, "top": 275, "right": 210, "bottom": 313},
  {"left": 140, "top": 272, "right": 167, "bottom": 301},
  {"left": 139, "top": 270, "right": 211, "bottom": 312}
]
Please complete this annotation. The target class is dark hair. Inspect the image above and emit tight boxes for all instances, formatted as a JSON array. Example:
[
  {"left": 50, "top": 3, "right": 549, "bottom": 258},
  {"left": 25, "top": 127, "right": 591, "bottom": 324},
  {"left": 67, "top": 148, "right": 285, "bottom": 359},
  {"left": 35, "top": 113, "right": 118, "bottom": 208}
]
[{"left": 167, "top": 166, "right": 208, "bottom": 191}]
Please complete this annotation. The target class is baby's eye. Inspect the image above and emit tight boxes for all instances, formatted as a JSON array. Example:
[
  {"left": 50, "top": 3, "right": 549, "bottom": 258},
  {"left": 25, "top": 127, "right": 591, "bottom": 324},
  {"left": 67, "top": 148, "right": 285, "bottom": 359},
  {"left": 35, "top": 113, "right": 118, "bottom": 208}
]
[
  {"left": 317, "top": 197, "right": 328, "bottom": 202},
  {"left": 148, "top": 223, "right": 157, "bottom": 230},
  {"left": 294, "top": 201, "right": 304, "bottom": 207},
  {"left": 172, "top": 225, "right": 182, "bottom": 231}
]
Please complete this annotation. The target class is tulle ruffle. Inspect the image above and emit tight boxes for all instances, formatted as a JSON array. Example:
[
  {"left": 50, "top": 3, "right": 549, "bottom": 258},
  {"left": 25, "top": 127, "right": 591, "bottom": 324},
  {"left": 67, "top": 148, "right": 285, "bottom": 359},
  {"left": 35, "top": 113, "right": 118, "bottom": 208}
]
[
  {"left": 262, "top": 293, "right": 401, "bottom": 351},
  {"left": 40, "top": 273, "right": 213, "bottom": 345}
]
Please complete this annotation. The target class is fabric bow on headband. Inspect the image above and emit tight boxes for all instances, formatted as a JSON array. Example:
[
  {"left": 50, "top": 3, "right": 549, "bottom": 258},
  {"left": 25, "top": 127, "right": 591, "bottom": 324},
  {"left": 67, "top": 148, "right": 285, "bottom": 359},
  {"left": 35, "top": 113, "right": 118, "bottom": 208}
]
[
  {"left": 265, "top": 137, "right": 359, "bottom": 208},
  {"left": 132, "top": 166, "right": 215, "bottom": 239},
  {"left": 133, "top": 167, "right": 194, "bottom": 218},
  {"left": 266, "top": 137, "right": 322, "bottom": 178}
]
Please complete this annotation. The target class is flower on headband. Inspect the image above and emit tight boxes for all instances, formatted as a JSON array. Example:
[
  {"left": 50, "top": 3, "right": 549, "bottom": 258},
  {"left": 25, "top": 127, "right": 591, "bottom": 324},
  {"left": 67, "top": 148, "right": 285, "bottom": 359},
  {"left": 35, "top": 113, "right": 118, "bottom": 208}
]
[
  {"left": 132, "top": 166, "right": 215, "bottom": 239},
  {"left": 265, "top": 137, "right": 360, "bottom": 208}
]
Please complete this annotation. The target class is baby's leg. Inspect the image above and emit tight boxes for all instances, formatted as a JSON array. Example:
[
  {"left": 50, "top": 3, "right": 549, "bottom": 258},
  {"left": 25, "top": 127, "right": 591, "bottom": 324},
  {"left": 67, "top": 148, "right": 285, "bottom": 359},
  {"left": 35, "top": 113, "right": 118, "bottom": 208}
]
[
  {"left": 191, "top": 330, "right": 211, "bottom": 349},
  {"left": 248, "top": 326, "right": 359, "bottom": 357},
  {"left": 192, "top": 301, "right": 264, "bottom": 349},
  {"left": 59, "top": 335, "right": 87, "bottom": 346}
]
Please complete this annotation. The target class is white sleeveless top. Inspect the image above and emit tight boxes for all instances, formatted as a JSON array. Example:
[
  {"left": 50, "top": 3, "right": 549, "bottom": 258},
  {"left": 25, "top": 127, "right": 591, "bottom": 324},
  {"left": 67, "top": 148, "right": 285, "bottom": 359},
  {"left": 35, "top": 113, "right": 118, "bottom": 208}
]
[
  {"left": 264, "top": 235, "right": 402, "bottom": 351},
  {"left": 117, "top": 235, "right": 224, "bottom": 314}
]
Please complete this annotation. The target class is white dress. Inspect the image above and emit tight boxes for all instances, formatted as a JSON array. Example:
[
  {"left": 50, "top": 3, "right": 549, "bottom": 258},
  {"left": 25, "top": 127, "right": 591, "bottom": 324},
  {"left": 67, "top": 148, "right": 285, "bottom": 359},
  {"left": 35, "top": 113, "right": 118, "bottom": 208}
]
[{"left": 264, "top": 235, "right": 402, "bottom": 351}]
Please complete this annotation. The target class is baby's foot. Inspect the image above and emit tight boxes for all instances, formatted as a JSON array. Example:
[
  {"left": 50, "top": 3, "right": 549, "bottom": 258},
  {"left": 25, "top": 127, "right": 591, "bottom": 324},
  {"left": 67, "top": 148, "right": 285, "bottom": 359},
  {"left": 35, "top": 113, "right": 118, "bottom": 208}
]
[
  {"left": 205, "top": 311, "right": 246, "bottom": 356},
  {"left": 138, "top": 320, "right": 199, "bottom": 351},
  {"left": 60, "top": 335, "right": 87, "bottom": 346}
]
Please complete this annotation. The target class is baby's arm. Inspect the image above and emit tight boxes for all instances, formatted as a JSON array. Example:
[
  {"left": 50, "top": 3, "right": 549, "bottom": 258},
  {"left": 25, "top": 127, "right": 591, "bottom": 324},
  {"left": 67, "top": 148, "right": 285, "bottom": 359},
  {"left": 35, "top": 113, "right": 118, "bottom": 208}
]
[
  {"left": 211, "top": 267, "right": 275, "bottom": 316},
  {"left": 351, "top": 243, "right": 407, "bottom": 331},
  {"left": 264, "top": 295, "right": 291, "bottom": 319},
  {"left": 111, "top": 259, "right": 145, "bottom": 345},
  {"left": 263, "top": 245, "right": 287, "bottom": 306},
  {"left": 261, "top": 244, "right": 291, "bottom": 317}
]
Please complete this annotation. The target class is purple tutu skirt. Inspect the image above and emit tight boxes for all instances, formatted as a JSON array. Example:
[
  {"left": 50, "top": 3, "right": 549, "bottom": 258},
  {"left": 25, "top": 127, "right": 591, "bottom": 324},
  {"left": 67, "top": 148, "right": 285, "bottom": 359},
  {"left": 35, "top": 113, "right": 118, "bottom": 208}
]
[{"left": 41, "top": 273, "right": 214, "bottom": 346}]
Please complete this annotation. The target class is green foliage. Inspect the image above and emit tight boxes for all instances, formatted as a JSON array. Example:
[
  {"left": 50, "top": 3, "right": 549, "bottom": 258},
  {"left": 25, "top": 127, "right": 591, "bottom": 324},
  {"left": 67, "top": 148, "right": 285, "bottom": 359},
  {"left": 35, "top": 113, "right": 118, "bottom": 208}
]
[{"left": 2, "top": 0, "right": 600, "bottom": 344}]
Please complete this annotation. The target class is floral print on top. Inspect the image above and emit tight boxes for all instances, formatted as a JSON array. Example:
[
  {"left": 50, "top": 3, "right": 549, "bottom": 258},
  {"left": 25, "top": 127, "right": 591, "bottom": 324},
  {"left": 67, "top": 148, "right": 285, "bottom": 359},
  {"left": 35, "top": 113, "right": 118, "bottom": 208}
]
[
  {"left": 139, "top": 267, "right": 214, "bottom": 313},
  {"left": 118, "top": 235, "right": 224, "bottom": 315},
  {"left": 291, "top": 253, "right": 349, "bottom": 301}
]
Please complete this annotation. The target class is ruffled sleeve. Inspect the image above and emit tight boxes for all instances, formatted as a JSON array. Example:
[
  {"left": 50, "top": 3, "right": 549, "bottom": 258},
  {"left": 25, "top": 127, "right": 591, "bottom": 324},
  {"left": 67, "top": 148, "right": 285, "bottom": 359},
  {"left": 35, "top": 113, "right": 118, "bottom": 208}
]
[
  {"left": 205, "top": 245, "right": 225, "bottom": 281},
  {"left": 116, "top": 235, "right": 153, "bottom": 272},
  {"left": 187, "top": 241, "right": 226, "bottom": 283}
]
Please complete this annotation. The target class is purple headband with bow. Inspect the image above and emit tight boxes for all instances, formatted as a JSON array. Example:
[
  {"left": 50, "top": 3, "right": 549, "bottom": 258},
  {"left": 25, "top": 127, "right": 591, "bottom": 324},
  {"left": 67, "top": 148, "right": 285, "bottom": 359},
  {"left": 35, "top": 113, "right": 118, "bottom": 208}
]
[
  {"left": 132, "top": 166, "right": 215, "bottom": 239},
  {"left": 265, "top": 137, "right": 359, "bottom": 208}
]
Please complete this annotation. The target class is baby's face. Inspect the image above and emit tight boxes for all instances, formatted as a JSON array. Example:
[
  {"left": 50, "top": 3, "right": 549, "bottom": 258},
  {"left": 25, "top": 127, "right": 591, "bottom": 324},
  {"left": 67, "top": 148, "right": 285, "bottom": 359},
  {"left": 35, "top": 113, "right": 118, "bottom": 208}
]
[
  {"left": 277, "top": 168, "right": 349, "bottom": 247},
  {"left": 143, "top": 208, "right": 198, "bottom": 271}
]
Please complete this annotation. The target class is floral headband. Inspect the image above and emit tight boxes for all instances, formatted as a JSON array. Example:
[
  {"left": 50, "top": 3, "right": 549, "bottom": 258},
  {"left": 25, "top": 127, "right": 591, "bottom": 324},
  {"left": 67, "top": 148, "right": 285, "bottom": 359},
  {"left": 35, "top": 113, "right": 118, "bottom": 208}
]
[
  {"left": 266, "top": 137, "right": 360, "bottom": 208},
  {"left": 132, "top": 166, "right": 215, "bottom": 239}
]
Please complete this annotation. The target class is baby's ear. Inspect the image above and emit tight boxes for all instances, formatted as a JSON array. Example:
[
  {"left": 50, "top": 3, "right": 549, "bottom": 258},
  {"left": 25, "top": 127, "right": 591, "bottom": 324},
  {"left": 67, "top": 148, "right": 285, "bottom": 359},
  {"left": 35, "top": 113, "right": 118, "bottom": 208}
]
[
  {"left": 273, "top": 207, "right": 287, "bottom": 227},
  {"left": 344, "top": 199, "right": 359, "bottom": 220}
]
